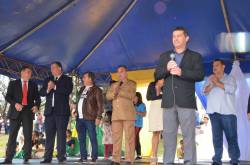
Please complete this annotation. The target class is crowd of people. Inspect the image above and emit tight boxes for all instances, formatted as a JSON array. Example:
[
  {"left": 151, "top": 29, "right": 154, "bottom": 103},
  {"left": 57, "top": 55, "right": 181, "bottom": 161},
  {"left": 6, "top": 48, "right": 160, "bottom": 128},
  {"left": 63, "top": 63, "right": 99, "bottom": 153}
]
[{"left": 0, "top": 26, "right": 250, "bottom": 165}]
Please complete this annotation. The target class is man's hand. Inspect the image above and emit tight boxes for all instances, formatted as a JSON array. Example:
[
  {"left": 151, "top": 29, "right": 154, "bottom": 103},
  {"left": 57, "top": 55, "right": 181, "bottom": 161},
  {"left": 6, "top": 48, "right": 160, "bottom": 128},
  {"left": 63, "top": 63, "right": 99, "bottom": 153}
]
[
  {"left": 170, "top": 67, "right": 182, "bottom": 76},
  {"left": 95, "top": 119, "right": 101, "bottom": 126},
  {"left": 32, "top": 106, "right": 39, "bottom": 113},
  {"left": 113, "top": 84, "right": 121, "bottom": 98},
  {"left": 204, "top": 75, "right": 215, "bottom": 94},
  {"left": 210, "top": 75, "right": 224, "bottom": 89},
  {"left": 47, "top": 81, "right": 55, "bottom": 92},
  {"left": 15, "top": 103, "right": 23, "bottom": 111},
  {"left": 204, "top": 84, "right": 213, "bottom": 94},
  {"left": 210, "top": 75, "right": 219, "bottom": 85},
  {"left": 167, "top": 60, "right": 177, "bottom": 71},
  {"left": 248, "top": 113, "right": 250, "bottom": 121}
]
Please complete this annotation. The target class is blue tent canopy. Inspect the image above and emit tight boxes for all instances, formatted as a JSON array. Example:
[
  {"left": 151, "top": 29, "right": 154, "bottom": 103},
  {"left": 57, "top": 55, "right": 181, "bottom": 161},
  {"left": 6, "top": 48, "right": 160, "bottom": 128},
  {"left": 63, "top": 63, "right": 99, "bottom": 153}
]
[{"left": 0, "top": 0, "right": 250, "bottom": 79}]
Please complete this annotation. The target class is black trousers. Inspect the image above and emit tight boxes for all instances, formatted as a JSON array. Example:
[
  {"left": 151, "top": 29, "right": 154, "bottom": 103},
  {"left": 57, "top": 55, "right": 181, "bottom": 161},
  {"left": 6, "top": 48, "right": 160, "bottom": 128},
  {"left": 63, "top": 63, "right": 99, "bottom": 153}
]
[
  {"left": 135, "top": 127, "right": 142, "bottom": 156},
  {"left": 44, "top": 112, "right": 69, "bottom": 161},
  {"left": 6, "top": 108, "right": 33, "bottom": 160}
]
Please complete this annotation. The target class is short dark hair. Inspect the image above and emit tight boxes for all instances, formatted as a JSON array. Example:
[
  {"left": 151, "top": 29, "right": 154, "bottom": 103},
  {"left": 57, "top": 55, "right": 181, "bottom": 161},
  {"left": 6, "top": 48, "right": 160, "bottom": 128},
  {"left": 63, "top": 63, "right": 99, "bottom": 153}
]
[
  {"left": 213, "top": 59, "right": 225, "bottom": 65},
  {"left": 83, "top": 71, "right": 95, "bottom": 82},
  {"left": 173, "top": 26, "right": 189, "bottom": 36},
  {"left": 117, "top": 65, "right": 127, "bottom": 71},
  {"left": 135, "top": 92, "right": 143, "bottom": 106},
  {"left": 20, "top": 65, "right": 32, "bottom": 72},
  {"left": 51, "top": 61, "right": 63, "bottom": 69}
]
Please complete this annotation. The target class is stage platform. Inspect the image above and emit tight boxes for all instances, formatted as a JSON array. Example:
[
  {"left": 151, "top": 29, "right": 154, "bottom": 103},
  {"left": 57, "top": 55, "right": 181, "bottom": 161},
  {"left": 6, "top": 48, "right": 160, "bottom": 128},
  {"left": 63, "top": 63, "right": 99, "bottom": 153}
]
[{"left": 0, "top": 158, "right": 250, "bottom": 164}]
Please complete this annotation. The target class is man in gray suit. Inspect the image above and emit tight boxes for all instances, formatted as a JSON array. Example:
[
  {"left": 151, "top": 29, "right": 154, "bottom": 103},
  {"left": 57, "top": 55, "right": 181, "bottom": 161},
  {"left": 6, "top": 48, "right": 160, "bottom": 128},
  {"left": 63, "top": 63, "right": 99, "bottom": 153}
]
[{"left": 156, "top": 27, "right": 204, "bottom": 165}]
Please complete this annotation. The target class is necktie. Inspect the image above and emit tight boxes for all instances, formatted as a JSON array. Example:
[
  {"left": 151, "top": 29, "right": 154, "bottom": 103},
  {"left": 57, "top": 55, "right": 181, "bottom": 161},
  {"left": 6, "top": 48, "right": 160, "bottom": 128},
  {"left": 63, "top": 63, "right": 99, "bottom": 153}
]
[{"left": 22, "top": 81, "right": 28, "bottom": 105}]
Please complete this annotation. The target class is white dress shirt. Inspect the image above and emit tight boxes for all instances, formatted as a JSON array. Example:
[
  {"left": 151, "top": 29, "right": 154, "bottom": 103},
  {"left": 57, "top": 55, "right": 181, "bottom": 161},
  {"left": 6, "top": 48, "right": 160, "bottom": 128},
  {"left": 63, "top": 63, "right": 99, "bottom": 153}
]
[
  {"left": 77, "top": 86, "right": 92, "bottom": 119},
  {"left": 47, "top": 74, "right": 62, "bottom": 108},
  {"left": 21, "top": 79, "right": 29, "bottom": 89},
  {"left": 204, "top": 74, "right": 237, "bottom": 115}
]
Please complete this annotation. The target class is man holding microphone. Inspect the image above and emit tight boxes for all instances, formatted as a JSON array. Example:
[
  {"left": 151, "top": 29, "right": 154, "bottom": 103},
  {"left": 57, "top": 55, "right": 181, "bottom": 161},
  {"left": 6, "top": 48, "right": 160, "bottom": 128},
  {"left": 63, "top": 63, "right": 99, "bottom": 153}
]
[{"left": 156, "top": 27, "right": 204, "bottom": 165}]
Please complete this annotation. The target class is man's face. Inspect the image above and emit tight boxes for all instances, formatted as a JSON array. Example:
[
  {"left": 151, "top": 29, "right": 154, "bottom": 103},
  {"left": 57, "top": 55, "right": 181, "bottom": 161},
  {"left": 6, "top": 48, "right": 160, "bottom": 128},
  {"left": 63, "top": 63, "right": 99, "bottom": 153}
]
[
  {"left": 51, "top": 64, "right": 62, "bottom": 77},
  {"left": 213, "top": 61, "right": 225, "bottom": 75},
  {"left": 82, "top": 73, "right": 92, "bottom": 86},
  {"left": 172, "top": 30, "right": 189, "bottom": 49},
  {"left": 20, "top": 68, "right": 32, "bottom": 81},
  {"left": 117, "top": 67, "right": 127, "bottom": 81}
]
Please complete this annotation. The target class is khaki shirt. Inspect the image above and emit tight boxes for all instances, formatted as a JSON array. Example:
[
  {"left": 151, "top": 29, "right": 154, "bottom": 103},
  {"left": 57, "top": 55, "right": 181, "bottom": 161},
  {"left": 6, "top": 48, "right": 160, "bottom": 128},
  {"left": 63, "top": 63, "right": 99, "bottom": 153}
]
[{"left": 106, "top": 79, "right": 136, "bottom": 121}]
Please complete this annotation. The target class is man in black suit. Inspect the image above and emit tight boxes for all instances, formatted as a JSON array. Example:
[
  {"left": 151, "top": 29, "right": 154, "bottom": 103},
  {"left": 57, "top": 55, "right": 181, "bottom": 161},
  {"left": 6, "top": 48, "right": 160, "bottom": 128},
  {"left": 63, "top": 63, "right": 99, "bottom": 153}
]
[
  {"left": 40, "top": 62, "right": 73, "bottom": 164},
  {"left": 156, "top": 27, "right": 204, "bottom": 165},
  {"left": 1, "top": 66, "right": 41, "bottom": 164}
]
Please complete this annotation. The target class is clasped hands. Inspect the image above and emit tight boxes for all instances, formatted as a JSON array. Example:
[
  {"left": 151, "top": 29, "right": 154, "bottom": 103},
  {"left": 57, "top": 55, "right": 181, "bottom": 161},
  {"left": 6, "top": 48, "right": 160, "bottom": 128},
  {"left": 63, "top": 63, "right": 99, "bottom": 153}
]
[{"left": 167, "top": 60, "right": 182, "bottom": 76}]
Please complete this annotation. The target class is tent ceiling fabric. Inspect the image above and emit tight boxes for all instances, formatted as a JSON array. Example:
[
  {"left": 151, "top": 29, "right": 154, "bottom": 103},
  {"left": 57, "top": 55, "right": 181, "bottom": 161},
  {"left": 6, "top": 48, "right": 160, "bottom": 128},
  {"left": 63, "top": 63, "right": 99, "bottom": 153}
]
[
  {"left": 79, "top": 0, "right": 229, "bottom": 74},
  {"left": 0, "top": 0, "right": 134, "bottom": 73},
  {"left": 0, "top": 0, "right": 70, "bottom": 50},
  {"left": 0, "top": 0, "right": 250, "bottom": 80}
]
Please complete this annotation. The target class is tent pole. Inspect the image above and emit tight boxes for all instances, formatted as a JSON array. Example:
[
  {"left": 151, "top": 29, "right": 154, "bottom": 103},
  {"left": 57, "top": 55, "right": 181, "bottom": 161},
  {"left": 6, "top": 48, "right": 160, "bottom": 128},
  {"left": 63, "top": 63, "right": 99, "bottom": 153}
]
[
  {"left": 0, "top": 0, "right": 79, "bottom": 54},
  {"left": 73, "top": 0, "right": 138, "bottom": 71},
  {"left": 219, "top": 0, "right": 237, "bottom": 60}
]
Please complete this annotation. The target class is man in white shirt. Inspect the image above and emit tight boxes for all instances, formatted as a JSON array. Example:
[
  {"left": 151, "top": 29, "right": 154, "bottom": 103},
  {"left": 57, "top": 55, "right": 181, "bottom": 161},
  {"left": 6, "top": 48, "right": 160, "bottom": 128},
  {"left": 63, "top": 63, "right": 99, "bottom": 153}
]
[
  {"left": 204, "top": 59, "right": 240, "bottom": 165},
  {"left": 73, "top": 71, "right": 103, "bottom": 163}
]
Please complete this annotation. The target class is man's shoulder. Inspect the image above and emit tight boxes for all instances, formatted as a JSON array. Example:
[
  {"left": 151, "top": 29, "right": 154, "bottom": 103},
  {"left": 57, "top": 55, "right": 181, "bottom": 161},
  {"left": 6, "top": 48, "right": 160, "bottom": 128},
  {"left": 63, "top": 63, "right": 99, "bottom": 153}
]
[
  {"left": 93, "top": 85, "right": 102, "bottom": 92},
  {"left": 224, "top": 74, "right": 236, "bottom": 81},
  {"left": 128, "top": 79, "right": 136, "bottom": 86},
  {"left": 186, "top": 49, "right": 202, "bottom": 58},
  {"left": 111, "top": 81, "right": 119, "bottom": 87},
  {"left": 159, "top": 50, "right": 173, "bottom": 58},
  {"left": 29, "top": 80, "right": 38, "bottom": 86},
  {"left": 44, "top": 76, "right": 52, "bottom": 81},
  {"left": 10, "top": 79, "right": 20, "bottom": 84},
  {"left": 61, "top": 74, "right": 72, "bottom": 80}
]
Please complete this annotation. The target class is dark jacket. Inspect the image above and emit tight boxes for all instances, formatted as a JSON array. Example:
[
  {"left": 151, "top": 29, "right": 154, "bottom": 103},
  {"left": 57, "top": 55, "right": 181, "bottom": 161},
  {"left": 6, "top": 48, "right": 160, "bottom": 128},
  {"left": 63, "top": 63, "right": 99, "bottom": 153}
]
[
  {"left": 5, "top": 79, "right": 41, "bottom": 119},
  {"left": 40, "top": 74, "right": 73, "bottom": 116},
  {"left": 146, "top": 82, "right": 162, "bottom": 101},
  {"left": 75, "top": 85, "right": 103, "bottom": 120},
  {"left": 156, "top": 49, "right": 205, "bottom": 109}
]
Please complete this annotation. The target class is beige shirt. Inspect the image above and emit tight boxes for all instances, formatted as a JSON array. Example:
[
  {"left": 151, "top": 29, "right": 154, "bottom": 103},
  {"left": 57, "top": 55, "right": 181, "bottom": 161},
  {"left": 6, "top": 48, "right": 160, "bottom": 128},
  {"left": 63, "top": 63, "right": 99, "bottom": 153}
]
[{"left": 106, "top": 79, "right": 136, "bottom": 121}]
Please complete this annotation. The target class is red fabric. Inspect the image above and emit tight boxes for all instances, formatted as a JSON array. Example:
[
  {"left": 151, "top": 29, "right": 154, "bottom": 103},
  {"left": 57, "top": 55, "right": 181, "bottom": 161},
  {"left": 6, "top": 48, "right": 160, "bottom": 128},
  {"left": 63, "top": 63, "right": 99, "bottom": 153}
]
[
  {"left": 22, "top": 81, "right": 28, "bottom": 105},
  {"left": 104, "top": 144, "right": 113, "bottom": 159}
]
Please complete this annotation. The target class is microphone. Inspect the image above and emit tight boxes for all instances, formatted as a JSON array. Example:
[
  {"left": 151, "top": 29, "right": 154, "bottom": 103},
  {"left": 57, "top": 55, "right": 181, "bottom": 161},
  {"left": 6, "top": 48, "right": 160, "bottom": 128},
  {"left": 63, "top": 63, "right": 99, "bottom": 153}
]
[
  {"left": 119, "top": 81, "right": 123, "bottom": 86},
  {"left": 170, "top": 53, "right": 175, "bottom": 61}
]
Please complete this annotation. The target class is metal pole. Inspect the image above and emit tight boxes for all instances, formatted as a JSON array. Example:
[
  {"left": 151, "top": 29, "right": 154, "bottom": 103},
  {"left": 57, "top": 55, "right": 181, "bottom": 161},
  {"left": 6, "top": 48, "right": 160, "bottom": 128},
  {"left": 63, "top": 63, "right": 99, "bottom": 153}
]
[{"left": 220, "top": 0, "right": 237, "bottom": 60}]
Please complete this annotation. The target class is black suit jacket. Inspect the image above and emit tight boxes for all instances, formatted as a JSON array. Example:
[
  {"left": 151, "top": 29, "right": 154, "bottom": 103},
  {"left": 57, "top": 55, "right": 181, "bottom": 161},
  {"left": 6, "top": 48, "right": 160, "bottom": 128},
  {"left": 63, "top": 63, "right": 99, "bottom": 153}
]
[
  {"left": 40, "top": 74, "right": 73, "bottom": 116},
  {"left": 5, "top": 79, "right": 41, "bottom": 120},
  {"left": 156, "top": 49, "right": 205, "bottom": 109}
]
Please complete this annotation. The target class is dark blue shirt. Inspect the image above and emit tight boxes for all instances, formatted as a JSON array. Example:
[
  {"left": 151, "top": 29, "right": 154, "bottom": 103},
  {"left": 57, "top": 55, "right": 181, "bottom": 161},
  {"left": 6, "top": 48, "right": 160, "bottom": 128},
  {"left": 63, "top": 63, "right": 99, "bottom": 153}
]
[{"left": 175, "top": 52, "right": 184, "bottom": 66}]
